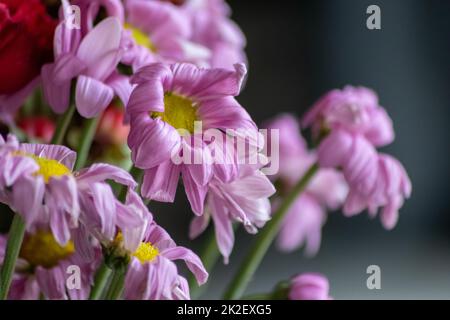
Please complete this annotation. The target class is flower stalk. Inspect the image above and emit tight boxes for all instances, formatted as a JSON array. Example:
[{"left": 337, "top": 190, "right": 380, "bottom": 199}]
[
  {"left": 51, "top": 104, "right": 76, "bottom": 145},
  {"left": 74, "top": 117, "right": 100, "bottom": 171},
  {"left": 223, "top": 163, "right": 319, "bottom": 299},
  {"left": 0, "top": 214, "right": 26, "bottom": 300},
  {"left": 88, "top": 261, "right": 113, "bottom": 300}
]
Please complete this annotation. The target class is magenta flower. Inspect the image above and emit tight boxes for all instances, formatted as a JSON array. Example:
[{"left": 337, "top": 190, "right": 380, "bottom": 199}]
[
  {"left": 288, "top": 273, "right": 331, "bottom": 300},
  {"left": 118, "top": 221, "right": 208, "bottom": 300},
  {"left": 127, "top": 62, "right": 254, "bottom": 215},
  {"left": 303, "top": 87, "right": 412, "bottom": 229},
  {"left": 263, "top": 114, "right": 347, "bottom": 255},
  {"left": 190, "top": 166, "right": 276, "bottom": 263},
  {"left": 0, "top": 231, "right": 101, "bottom": 300},
  {"left": 42, "top": 16, "right": 129, "bottom": 118},
  {"left": 0, "top": 134, "right": 138, "bottom": 245}
]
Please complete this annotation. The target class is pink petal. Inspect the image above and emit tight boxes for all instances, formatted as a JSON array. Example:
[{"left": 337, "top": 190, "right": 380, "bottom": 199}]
[{"left": 75, "top": 76, "right": 114, "bottom": 118}]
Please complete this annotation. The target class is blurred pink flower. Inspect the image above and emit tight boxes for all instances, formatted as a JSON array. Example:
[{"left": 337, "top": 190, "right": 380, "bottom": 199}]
[
  {"left": 42, "top": 17, "right": 129, "bottom": 118},
  {"left": 304, "top": 87, "right": 412, "bottom": 229},
  {"left": 182, "top": 0, "right": 247, "bottom": 69},
  {"left": 0, "top": 231, "right": 101, "bottom": 300},
  {"left": 263, "top": 114, "right": 347, "bottom": 256},
  {"left": 302, "top": 86, "right": 394, "bottom": 147},
  {"left": 289, "top": 273, "right": 331, "bottom": 300}
]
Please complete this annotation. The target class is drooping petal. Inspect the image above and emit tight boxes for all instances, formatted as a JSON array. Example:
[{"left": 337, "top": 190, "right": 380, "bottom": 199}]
[
  {"left": 75, "top": 163, "right": 136, "bottom": 189},
  {"left": 76, "top": 17, "right": 122, "bottom": 80},
  {"left": 141, "top": 160, "right": 181, "bottom": 202},
  {"left": 128, "top": 116, "right": 181, "bottom": 169},
  {"left": 161, "top": 246, "right": 208, "bottom": 285},
  {"left": 75, "top": 75, "right": 114, "bottom": 118},
  {"left": 20, "top": 143, "right": 76, "bottom": 170}
]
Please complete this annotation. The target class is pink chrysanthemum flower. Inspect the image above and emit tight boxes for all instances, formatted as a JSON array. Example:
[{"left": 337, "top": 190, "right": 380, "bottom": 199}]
[
  {"left": 317, "top": 130, "right": 412, "bottom": 229},
  {"left": 122, "top": 0, "right": 210, "bottom": 69},
  {"left": 303, "top": 87, "right": 412, "bottom": 229},
  {"left": 263, "top": 114, "right": 347, "bottom": 256},
  {"left": 112, "top": 219, "right": 208, "bottom": 300},
  {"left": 0, "top": 134, "right": 138, "bottom": 245},
  {"left": 302, "top": 86, "right": 394, "bottom": 147},
  {"left": 42, "top": 16, "right": 129, "bottom": 118},
  {"left": 126, "top": 62, "right": 255, "bottom": 215},
  {"left": 181, "top": 0, "right": 247, "bottom": 69},
  {"left": 0, "top": 231, "right": 101, "bottom": 300},
  {"left": 288, "top": 273, "right": 331, "bottom": 300},
  {"left": 190, "top": 165, "right": 276, "bottom": 263}
]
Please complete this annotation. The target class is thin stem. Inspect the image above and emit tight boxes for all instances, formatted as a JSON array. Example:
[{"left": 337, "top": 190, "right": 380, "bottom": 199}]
[
  {"left": 117, "top": 166, "right": 143, "bottom": 202},
  {"left": 89, "top": 260, "right": 113, "bottom": 300},
  {"left": 74, "top": 117, "right": 99, "bottom": 170},
  {"left": 104, "top": 268, "right": 126, "bottom": 300},
  {"left": 223, "top": 163, "right": 319, "bottom": 300},
  {"left": 0, "top": 214, "right": 26, "bottom": 300},
  {"left": 51, "top": 104, "right": 76, "bottom": 145}
]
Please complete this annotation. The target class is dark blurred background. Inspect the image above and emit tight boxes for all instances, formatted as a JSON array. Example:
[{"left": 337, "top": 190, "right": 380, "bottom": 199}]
[
  {"left": 2, "top": 0, "right": 449, "bottom": 299},
  {"left": 153, "top": 0, "right": 450, "bottom": 299}
]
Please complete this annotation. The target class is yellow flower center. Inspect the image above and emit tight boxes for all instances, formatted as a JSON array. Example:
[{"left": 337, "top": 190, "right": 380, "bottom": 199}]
[
  {"left": 152, "top": 92, "right": 198, "bottom": 133},
  {"left": 133, "top": 242, "right": 160, "bottom": 264},
  {"left": 12, "top": 152, "right": 71, "bottom": 183},
  {"left": 125, "top": 23, "right": 157, "bottom": 53},
  {"left": 20, "top": 231, "right": 75, "bottom": 268},
  {"left": 31, "top": 155, "right": 71, "bottom": 183},
  {"left": 113, "top": 232, "right": 159, "bottom": 264}
]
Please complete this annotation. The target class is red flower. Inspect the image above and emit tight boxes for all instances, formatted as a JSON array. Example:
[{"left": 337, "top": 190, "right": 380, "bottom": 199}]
[
  {"left": 0, "top": 0, "right": 57, "bottom": 95},
  {"left": 18, "top": 116, "right": 55, "bottom": 143},
  {"left": 96, "top": 105, "right": 130, "bottom": 146}
]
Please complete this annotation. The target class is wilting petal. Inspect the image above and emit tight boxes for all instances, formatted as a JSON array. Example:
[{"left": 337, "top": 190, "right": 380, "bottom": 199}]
[
  {"left": 182, "top": 169, "right": 208, "bottom": 216},
  {"left": 141, "top": 160, "right": 180, "bottom": 202},
  {"left": 161, "top": 246, "right": 208, "bottom": 285},
  {"left": 128, "top": 117, "right": 181, "bottom": 169},
  {"left": 75, "top": 75, "right": 114, "bottom": 118},
  {"left": 20, "top": 143, "right": 76, "bottom": 170},
  {"left": 76, "top": 163, "right": 136, "bottom": 189},
  {"left": 76, "top": 17, "right": 122, "bottom": 80}
]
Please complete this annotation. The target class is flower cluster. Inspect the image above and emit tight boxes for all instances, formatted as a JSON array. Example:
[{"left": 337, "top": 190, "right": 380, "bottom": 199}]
[{"left": 0, "top": 0, "right": 411, "bottom": 300}]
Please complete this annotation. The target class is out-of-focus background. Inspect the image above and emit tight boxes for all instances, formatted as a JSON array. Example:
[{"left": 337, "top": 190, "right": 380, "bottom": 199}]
[{"left": 152, "top": 0, "right": 450, "bottom": 299}]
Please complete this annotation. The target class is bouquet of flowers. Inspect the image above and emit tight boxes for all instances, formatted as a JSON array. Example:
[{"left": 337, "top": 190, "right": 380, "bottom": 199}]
[{"left": 0, "top": 0, "right": 411, "bottom": 300}]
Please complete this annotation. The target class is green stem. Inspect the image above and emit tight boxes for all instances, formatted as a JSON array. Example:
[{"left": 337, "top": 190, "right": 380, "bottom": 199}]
[
  {"left": 223, "top": 163, "right": 319, "bottom": 300},
  {"left": 117, "top": 166, "right": 143, "bottom": 202},
  {"left": 0, "top": 214, "right": 26, "bottom": 300},
  {"left": 89, "top": 260, "right": 113, "bottom": 300},
  {"left": 74, "top": 117, "right": 99, "bottom": 170},
  {"left": 104, "top": 268, "right": 126, "bottom": 300},
  {"left": 51, "top": 104, "right": 76, "bottom": 145}
]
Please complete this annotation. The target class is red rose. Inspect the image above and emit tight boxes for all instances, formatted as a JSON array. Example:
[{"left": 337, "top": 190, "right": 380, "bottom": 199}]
[{"left": 0, "top": 0, "right": 57, "bottom": 95}]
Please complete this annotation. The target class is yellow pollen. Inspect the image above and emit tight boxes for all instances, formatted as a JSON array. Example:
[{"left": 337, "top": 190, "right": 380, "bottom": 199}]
[
  {"left": 11, "top": 152, "right": 71, "bottom": 183},
  {"left": 133, "top": 242, "right": 159, "bottom": 264},
  {"left": 152, "top": 92, "right": 198, "bottom": 133},
  {"left": 113, "top": 232, "right": 159, "bottom": 264},
  {"left": 20, "top": 231, "right": 75, "bottom": 268},
  {"left": 125, "top": 23, "right": 157, "bottom": 53},
  {"left": 30, "top": 155, "right": 71, "bottom": 183}
]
